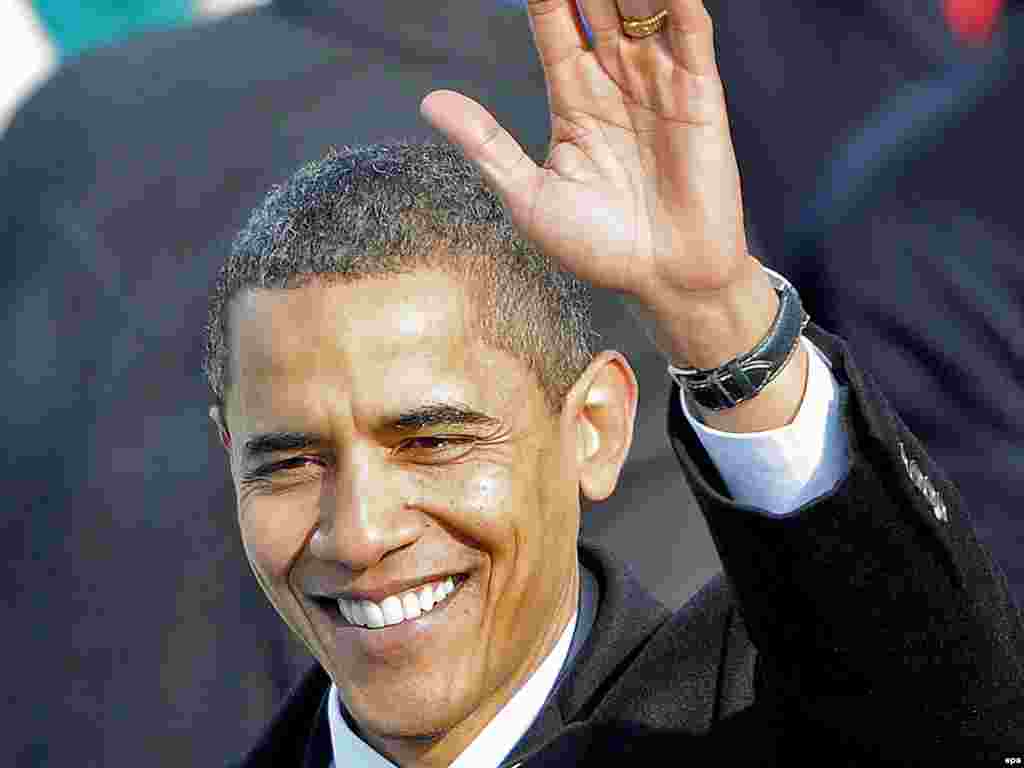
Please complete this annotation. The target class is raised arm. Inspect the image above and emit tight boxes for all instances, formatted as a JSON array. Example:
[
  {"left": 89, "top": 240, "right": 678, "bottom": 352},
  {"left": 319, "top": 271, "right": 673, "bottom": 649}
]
[{"left": 420, "top": 0, "right": 804, "bottom": 434}]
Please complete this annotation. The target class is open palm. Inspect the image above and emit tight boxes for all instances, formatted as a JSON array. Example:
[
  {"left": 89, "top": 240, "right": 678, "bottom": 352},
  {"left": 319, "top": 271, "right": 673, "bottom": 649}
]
[{"left": 421, "top": 0, "right": 751, "bottom": 311}]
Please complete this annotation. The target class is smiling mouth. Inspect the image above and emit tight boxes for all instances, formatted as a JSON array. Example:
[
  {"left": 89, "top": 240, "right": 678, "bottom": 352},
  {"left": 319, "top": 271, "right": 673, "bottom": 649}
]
[{"left": 317, "top": 574, "right": 468, "bottom": 629}]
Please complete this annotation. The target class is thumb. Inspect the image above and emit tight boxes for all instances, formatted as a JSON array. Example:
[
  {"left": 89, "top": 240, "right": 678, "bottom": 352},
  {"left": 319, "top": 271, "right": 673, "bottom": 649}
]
[{"left": 420, "top": 90, "right": 539, "bottom": 213}]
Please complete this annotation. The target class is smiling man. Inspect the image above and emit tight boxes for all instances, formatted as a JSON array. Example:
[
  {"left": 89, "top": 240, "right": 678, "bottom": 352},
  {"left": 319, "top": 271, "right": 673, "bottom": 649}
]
[
  {"left": 216, "top": 262, "right": 600, "bottom": 765},
  {"left": 205, "top": 1, "right": 1023, "bottom": 766}
]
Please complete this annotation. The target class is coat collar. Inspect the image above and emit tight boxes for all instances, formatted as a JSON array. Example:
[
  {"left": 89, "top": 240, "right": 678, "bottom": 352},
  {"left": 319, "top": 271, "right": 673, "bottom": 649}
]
[{"left": 500, "top": 542, "right": 670, "bottom": 765}]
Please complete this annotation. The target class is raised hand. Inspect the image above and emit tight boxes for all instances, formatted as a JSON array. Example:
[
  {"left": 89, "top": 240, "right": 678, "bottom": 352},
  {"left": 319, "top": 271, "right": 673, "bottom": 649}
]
[
  {"left": 420, "top": 0, "right": 758, "bottom": 333},
  {"left": 422, "top": 0, "right": 808, "bottom": 432}
]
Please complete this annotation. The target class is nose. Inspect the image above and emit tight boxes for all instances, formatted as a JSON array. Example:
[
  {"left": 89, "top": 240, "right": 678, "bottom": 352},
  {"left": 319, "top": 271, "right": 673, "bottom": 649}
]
[{"left": 308, "top": 447, "right": 424, "bottom": 570}]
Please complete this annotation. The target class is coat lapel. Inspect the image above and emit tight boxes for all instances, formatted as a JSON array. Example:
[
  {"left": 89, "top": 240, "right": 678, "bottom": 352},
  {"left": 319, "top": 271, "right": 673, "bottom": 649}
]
[
  {"left": 556, "top": 541, "right": 672, "bottom": 721},
  {"left": 501, "top": 543, "right": 675, "bottom": 765},
  {"left": 302, "top": 688, "right": 334, "bottom": 768}
]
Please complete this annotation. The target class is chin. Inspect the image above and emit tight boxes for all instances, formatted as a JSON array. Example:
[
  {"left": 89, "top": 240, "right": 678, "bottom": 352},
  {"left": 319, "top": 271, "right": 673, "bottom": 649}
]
[
  {"left": 340, "top": 673, "right": 481, "bottom": 738},
  {"left": 347, "top": 696, "right": 468, "bottom": 744}
]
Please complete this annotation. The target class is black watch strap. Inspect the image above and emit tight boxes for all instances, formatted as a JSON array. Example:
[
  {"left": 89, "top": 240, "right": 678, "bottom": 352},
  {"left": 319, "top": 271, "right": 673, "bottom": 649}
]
[{"left": 667, "top": 267, "right": 810, "bottom": 411}]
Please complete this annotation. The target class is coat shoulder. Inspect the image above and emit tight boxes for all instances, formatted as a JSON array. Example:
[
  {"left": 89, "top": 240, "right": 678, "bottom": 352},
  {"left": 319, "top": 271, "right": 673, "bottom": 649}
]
[{"left": 590, "top": 572, "right": 758, "bottom": 731}]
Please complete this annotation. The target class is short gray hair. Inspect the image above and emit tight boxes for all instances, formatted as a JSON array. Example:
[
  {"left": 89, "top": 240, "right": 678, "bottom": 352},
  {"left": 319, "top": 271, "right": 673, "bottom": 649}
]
[{"left": 203, "top": 141, "right": 598, "bottom": 416}]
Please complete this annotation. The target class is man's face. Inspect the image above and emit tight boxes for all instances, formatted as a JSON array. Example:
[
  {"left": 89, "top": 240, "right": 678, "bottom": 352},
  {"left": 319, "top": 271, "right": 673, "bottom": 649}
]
[{"left": 215, "top": 270, "right": 636, "bottom": 764}]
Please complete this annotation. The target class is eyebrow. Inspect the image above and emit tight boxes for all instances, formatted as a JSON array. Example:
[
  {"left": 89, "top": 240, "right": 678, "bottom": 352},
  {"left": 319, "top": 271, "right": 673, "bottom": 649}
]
[
  {"left": 241, "top": 402, "right": 503, "bottom": 462},
  {"left": 387, "top": 401, "right": 504, "bottom": 433},
  {"left": 243, "top": 432, "right": 326, "bottom": 462}
]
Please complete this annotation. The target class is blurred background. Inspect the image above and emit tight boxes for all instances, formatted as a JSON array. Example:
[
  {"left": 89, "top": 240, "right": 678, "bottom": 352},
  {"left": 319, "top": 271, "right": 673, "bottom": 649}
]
[
  {"left": 1, "top": 1, "right": 268, "bottom": 132},
  {"left": 2, "top": 0, "right": 1020, "bottom": 765}
]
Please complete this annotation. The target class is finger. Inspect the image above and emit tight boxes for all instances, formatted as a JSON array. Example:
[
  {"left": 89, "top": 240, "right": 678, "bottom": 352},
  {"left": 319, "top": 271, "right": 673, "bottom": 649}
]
[
  {"left": 419, "top": 90, "right": 539, "bottom": 214},
  {"left": 579, "top": 0, "right": 671, "bottom": 51},
  {"left": 662, "top": 0, "right": 717, "bottom": 76},
  {"left": 575, "top": 0, "right": 626, "bottom": 43},
  {"left": 524, "top": 0, "right": 590, "bottom": 70},
  {"left": 617, "top": 0, "right": 671, "bottom": 35},
  {"left": 583, "top": 0, "right": 716, "bottom": 76}
]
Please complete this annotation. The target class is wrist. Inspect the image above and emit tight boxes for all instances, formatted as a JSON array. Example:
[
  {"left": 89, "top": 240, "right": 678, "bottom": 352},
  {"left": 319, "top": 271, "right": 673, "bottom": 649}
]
[
  {"left": 689, "top": 339, "right": 809, "bottom": 433},
  {"left": 646, "top": 256, "right": 779, "bottom": 369},
  {"left": 636, "top": 257, "right": 812, "bottom": 433}
]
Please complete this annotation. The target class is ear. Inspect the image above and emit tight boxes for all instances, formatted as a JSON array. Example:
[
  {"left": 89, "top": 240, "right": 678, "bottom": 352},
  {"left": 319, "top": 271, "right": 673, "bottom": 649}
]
[
  {"left": 209, "top": 404, "right": 233, "bottom": 453},
  {"left": 566, "top": 350, "right": 639, "bottom": 502}
]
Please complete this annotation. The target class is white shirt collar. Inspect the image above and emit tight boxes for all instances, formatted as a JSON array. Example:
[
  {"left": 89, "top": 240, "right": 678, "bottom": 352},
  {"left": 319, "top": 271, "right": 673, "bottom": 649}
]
[{"left": 327, "top": 608, "right": 579, "bottom": 768}]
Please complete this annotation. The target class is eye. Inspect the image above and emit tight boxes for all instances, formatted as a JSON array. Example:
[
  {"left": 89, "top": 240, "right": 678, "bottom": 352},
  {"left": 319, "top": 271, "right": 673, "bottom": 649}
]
[
  {"left": 395, "top": 436, "right": 474, "bottom": 454},
  {"left": 243, "top": 456, "right": 326, "bottom": 483},
  {"left": 278, "top": 456, "right": 325, "bottom": 471}
]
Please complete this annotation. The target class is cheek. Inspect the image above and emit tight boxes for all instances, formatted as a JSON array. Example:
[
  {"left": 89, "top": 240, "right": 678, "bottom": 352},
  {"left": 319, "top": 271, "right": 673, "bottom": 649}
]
[
  {"left": 237, "top": 495, "right": 323, "bottom": 655},
  {"left": 238, "top": 493, "right": 318, "bottom": 586},
  {"left": 425, "top": 467, "right": 525, "bottom": 602},
  {"left": 459, "top": 469, "right": 517, "bottom": 542},
  {"left": 443, "top": 464, "right": 542, "bottom": 577},
  {"left": 534, "top": 437, "right": 579, "bottom": 538},
  {"left": 456, "top": 460, "right": 567, "bottom": 597}
]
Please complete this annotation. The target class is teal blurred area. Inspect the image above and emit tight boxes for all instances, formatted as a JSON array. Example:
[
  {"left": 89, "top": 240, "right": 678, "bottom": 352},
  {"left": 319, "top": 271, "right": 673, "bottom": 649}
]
[{"left": 31, "top": 0, "right": 194, "bottom": 57}]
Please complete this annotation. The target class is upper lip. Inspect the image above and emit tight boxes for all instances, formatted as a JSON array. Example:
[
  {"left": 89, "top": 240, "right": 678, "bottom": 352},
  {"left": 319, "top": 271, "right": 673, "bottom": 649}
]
[{"left": 310, "top": 573, "right": 463, "bottom": 605}]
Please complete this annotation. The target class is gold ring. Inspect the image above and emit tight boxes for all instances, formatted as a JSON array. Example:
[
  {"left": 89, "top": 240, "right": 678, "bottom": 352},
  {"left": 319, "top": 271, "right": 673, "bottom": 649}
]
[{"left": 621, "top": 9, "right": 669, "bottom": 39}]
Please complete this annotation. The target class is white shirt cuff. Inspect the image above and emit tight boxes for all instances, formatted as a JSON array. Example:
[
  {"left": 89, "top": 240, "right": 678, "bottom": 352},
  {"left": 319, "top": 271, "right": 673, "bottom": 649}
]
[{"left": 679, "top": 336, "right": 850, "bottom": 515}]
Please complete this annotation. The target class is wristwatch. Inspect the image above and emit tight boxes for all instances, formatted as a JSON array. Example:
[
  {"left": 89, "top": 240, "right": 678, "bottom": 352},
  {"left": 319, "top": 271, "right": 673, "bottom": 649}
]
[{"left": 667, "top": 266, "right": 810, "bottom": 411}]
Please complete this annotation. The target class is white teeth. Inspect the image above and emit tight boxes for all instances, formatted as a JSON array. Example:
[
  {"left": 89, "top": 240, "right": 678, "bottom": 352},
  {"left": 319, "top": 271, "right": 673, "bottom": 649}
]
[
  {"left": 380, "top": 596, "right": 404, "bottom": 626},
  {"left": 362, "top": 601, "right": 385, "bottom": 629},
  {"left": 338, "top": 600, "right": 352, "bottom": 624},
  {"left": 338, "top": 576, "right": 460, "bottom": 628},
  {"left": 418, "top": 585, "right": 435, "bottom": 612},
  {"left": 401, "top": 592, "right": 421, "bottom": 620}
]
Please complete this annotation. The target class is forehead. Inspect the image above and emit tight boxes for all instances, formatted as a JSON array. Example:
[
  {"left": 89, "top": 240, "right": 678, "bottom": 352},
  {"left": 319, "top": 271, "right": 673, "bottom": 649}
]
[{"left": 225, "top": 271, "right": 536, "bottom": 429}]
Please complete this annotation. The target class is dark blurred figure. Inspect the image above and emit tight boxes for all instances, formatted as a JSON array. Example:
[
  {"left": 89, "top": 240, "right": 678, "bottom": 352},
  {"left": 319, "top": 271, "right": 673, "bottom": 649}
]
[
  {"left": 708, "top": 1, "right": 1023, "bottom": 603},
  {"left": 0, "top": 3, "right": 717, "bottom": 765}
]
